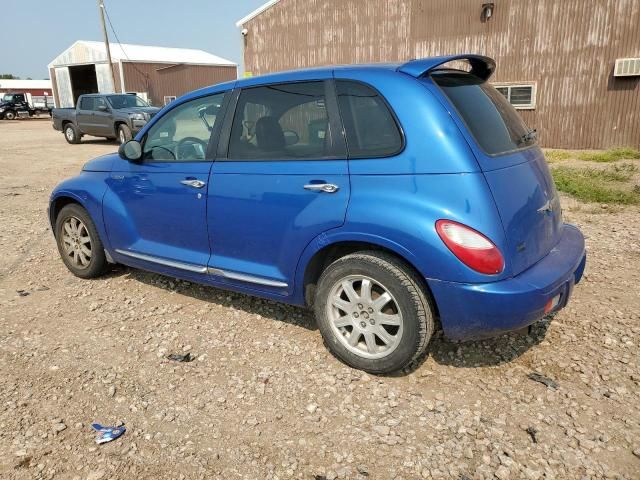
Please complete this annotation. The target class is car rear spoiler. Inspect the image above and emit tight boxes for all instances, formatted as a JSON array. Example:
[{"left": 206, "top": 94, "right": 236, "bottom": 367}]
[{"left": 397, "top": 54, "right": 496, "bottom": 80}]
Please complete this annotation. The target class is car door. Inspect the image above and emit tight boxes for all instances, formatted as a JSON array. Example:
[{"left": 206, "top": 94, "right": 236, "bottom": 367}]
[
  {"left": 104, "top": 91, "right": 229, "bottom": 272},
  {"left": 92, "top": 96, "right": 114, "bottom": 137},
  {"left": 207, "top": 79, "right": 349, "bottom": 294},
  {"left": 76, "top": 96, "right": 97, "bottom": 134}
]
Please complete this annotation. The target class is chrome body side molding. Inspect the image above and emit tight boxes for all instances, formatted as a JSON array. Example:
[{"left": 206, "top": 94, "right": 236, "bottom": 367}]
[
  {"left": 207, "top": 268, "right": 288, "bottom": 288},
  {"left": 115, "top": 249, "right": 208, "bottom": 274},
  {"left": 114, "top": 249, "right": 288, "bottom": 288}
]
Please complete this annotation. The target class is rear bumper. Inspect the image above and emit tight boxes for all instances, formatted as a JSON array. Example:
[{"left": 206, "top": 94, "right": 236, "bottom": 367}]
[{"left": 427, "top": 224, "right": 586, "bottom": 341}]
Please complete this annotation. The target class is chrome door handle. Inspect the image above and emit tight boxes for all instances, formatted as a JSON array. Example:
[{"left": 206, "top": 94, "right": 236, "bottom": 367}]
[
  {"left": 180, "top": 179, "right": 206, "bottom": 189},
  {"left": 304, "top": 183, "right": 339, "bottom": 193}
]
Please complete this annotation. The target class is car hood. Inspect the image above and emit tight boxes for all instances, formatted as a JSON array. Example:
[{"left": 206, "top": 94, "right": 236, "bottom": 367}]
[
  {"left": 0, "top": 101, "right": 11, "bottom": 108},
  {"left": 114, "top": 106, "right": 160, "bottom": 115},
  {"left": 82, "top": 153, "right": 117, "bottom": 172}
]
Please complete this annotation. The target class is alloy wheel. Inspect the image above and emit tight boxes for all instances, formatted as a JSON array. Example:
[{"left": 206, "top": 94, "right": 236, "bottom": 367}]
[
  {"left": 61, "top": 216, "right": 92, "bottom": 268},
  {"left": 65, "top": 127, "right": 74, "bottom": 142},
  {"left": 326, "top": 275, "right": 404, "bottom": 359}
]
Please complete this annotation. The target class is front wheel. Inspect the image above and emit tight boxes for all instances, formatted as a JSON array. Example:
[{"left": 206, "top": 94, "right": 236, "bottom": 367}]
[
  {"left": 55, "top": 204, "right": 108, "bottom": 279},
  {"left": 314, "top": 251, "right": 434, "bottom": 374},
  {"left": 118, "top": 124, "right": 132, "bottom": 144},
  {"left": 4, "top": 110, "right": 16, "bottom": 120}
]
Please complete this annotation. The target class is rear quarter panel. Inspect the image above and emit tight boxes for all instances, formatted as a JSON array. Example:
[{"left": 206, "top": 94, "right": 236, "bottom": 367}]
[
  {"left": 52, "top": 108, "right": 76, "bottom": 130},
  {"left": 293, "top": 171, "right": 510, "bottom": 303}
]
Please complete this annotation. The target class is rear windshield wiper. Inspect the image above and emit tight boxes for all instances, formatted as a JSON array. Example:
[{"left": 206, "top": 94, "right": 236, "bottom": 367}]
[{"left": 519, "top": 128, "right": 537, "bottom": 145}]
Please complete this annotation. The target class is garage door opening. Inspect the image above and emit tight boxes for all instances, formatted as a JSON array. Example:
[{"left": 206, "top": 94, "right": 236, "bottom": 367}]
[{"left": 69, "top": 64, "right": 98, "bottom": 105}]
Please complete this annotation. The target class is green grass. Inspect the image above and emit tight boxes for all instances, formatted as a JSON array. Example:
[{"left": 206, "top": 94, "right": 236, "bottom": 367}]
[
  {"left": 552, "top": 164, "right": 640, "bottom": 205},
  {"left": 544, "top": 150, "right": 573, "bottom": 162},
  {"left": 545, "top": 147, "right": 640, "bottom": 163},
  {"left": 578, "top": 147, "right": 640, "bottom": 162}
]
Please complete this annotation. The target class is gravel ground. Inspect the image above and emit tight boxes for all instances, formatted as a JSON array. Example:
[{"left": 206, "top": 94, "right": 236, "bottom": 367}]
[{"left": 1, "top": 121, "right": 639, "bottom": 479}]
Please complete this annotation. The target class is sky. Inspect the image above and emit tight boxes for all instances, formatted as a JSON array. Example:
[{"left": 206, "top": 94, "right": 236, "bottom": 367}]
[{"left": 0, "top": 0, "right": 268, "bottom": 79}]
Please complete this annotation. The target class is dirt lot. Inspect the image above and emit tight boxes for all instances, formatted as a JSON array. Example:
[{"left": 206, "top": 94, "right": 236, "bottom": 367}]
[{"left": 1, "top": 120, "right": 639, "bottom": 480}]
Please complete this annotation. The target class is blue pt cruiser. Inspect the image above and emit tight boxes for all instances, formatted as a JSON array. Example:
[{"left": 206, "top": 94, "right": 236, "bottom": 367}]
[{"left": 49, "top": 54, "right": 586, "bottom": 373}]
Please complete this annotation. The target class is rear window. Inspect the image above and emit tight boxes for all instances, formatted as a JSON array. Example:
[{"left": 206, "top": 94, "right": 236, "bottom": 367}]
[
  {"left": 336, "top": 80, "right": 403, "bottom": 158},
  {"left": 432, "top": 72, "right": 536, "bottom": 155}
]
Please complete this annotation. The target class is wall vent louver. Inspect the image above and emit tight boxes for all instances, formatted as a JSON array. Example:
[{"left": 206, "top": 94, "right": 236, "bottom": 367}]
[{"left": 614, "top": 58, "right": 640, "bottom": 77}]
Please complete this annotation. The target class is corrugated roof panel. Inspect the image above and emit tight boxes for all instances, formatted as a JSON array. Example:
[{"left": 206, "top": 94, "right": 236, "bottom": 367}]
[{"left": 49, "top": 41, "right": 236, "bottom": 67}]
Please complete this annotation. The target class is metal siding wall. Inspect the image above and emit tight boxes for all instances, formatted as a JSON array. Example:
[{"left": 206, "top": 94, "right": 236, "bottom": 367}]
[
  {"left": 243, "top": 0, "right": 640, "bottom": 149},
  {"left": 243, "top": 0, "right": 412, "bottom": 74},
  {"left": 122, "top": 63, "right": 237, "bottom": 106},
  {"left": 95, "top": 63, "right": 116, "bottom": 93},
  {"left": 54, "top": 67, "right": 74, "bottom": 108},
  {"left": 49, "top": 69, "right": 59, "bottom": 108}
]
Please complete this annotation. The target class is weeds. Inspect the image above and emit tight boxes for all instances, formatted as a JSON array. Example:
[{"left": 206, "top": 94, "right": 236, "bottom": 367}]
[
  {"left": 545, "top": 147, "right": 640, "bottom": 163},
  {"left": 552, "top": 164, "right": 640, "bottom": 205}
]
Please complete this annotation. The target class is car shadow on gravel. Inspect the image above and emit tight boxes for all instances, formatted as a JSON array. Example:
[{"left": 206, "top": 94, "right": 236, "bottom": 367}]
[
  {"left": 78, "top": 138, "right": 118, "bottom": 145},
  {"left": 110, "top": 266, "right": 318, "bottom": 331},
  {"left": 421, "top": 317, "right": 552, "bottom": 370},
  {"left": 104, "top": 265, "right": 552, "bottom": 372}
]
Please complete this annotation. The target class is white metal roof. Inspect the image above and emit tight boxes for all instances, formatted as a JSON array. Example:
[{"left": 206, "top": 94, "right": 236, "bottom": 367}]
[
  {"left": 236, "top": 0, "right": 282, "bottom": 27},
  {"left": 49, "top": 40, "right": 237, "bottom": 68},
  {"left": 0, "top": 79, "right": 52, "bottom": 90}
]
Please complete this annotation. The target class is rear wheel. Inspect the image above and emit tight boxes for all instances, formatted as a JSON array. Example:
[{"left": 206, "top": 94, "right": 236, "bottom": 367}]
[
  {"left": 314, "top": 251, "right": 434, "bottom": 374},
  {"left": 118, "top": 124, "right": 132, "bottom": 144},
  {"left": 64, "top": 123, "right": 81, "bottom": 144},
  {"left": 55, "top": 204, "right": 108, "bottom": 279}
]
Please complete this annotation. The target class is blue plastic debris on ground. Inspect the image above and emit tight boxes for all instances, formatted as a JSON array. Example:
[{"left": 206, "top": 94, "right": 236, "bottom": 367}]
[{"left": 91, "top": 423, "right": 126, "bottom": 444}]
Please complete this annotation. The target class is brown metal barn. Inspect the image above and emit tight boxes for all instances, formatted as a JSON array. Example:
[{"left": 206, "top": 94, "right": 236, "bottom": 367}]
[
  {"left": 48, "top": 41, "right": 237, "bottom": 108},
  {"left": 237, "top": 0, "right": 640, "bottom": 149}
]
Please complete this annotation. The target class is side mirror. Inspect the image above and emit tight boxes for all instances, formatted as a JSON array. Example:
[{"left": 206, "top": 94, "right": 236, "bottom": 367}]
[
  {"left": 118, "top": 140, "right": 142, "bottom": 162},
  {"left": 97, "top": 105, "right": 109, "bottom": 112}
]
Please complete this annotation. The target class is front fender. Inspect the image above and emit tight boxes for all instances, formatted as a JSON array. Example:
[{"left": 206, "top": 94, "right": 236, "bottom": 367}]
[{"left": 49, "top": 173, "right": 110, "bottom": 251}]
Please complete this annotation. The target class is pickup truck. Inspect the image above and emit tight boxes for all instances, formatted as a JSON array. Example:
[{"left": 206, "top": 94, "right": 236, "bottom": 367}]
[
  {"left": 52, "top": 93, "right": 160, "bottom": 144},
  {"left": 0, "top": 92, "right": 55, "bottom": 120}
]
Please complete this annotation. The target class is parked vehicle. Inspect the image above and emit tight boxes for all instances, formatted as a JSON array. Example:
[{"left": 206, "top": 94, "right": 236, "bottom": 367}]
[
  {"left": 49, "top": 54, "right": 586, "bottom": 373},
  {"left": 0, "top": 92, "right": 54, "bottom": 119},
  {"left": 51, "top": 93, "right": 160, "bottom": 144}
]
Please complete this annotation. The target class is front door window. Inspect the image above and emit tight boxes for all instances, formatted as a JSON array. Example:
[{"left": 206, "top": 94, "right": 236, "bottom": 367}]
[{"left": 143, "top": 94, "right": 225, "bottom": 162}]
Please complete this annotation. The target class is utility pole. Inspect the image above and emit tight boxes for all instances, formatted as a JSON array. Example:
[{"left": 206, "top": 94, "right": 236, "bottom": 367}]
[{"left": 97, "top": 0, "right": 117, "bottom": 92}]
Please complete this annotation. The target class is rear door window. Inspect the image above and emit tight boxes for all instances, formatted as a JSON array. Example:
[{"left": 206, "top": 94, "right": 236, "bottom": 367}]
[
  {"left": 431, "top": 72, "right": 536, "bottom": 155},
  {"left": 228, "top": 81, "right": 331, "bottom": 160},
  {"left": 335, "top": 80, "right": 403, "bottom": 158},
  {"left": 79, "top": 97, "right": 94, "bottom": 111}
]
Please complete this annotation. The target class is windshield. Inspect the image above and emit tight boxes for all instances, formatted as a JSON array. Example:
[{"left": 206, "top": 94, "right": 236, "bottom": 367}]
[
  {"left": 3, "top": 94, "right": 15, "bottom": 102},
  {"left": 106, "top": 95, "right": 149, "bottom": 109},
  {"left": 431, "top": 71, "right": 536, "bottom": 155}
]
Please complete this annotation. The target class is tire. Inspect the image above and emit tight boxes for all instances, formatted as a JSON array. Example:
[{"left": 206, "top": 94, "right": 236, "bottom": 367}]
[
  {"left": 64, "top": 123, "right": 81, "bottom": 144},
  {"left": 55, "top": 204, "right": 108, "bottom": 279},
  {"left": 4, "top": 110, "right": 16, "bottom": 120},
  {"left": 117, "top": 124, "right": 132, "bottom": 144},
  {"left": 314, "top": 251, "right": 434, "bottom": 374}
]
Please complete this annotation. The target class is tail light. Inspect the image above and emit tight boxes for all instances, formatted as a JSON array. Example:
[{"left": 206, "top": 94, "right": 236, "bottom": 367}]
[{"left": 435, "top": 220, "right": 504, "bottom": 275}]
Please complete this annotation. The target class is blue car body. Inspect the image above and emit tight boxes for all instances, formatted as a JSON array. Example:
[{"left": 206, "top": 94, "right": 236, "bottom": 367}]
[{"left": 50, "top": 54, "right": 586, "bottom": 341}]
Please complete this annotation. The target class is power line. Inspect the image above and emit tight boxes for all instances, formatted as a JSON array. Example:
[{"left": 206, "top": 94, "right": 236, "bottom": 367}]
[{"left": 102, "top": 1, "right": 151, "bottom": 88}]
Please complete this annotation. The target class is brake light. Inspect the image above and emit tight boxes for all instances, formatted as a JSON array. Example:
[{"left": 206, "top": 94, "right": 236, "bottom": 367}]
[{"left": 435, "top": 220, "right": 504, "bottom": 274}]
